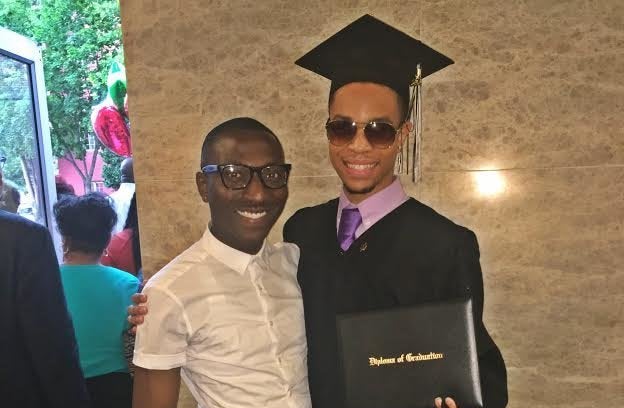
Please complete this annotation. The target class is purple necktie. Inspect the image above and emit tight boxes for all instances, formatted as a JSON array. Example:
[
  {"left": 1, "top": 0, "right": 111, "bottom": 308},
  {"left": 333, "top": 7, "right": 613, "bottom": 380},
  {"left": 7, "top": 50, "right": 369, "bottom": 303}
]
[{"left": 338, "top": 208, "right": 362, "bottom": 251}]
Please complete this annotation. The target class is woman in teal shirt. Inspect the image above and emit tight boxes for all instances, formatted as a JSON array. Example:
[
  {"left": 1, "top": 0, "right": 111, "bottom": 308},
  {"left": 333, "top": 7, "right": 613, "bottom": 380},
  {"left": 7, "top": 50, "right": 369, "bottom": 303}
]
[{"left": 54, "top": 193, "right": 139, "bottom": 408}]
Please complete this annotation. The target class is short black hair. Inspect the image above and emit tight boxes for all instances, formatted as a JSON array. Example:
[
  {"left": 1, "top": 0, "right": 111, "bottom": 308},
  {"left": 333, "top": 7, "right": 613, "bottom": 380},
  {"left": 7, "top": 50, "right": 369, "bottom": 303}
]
[
  {"left": 200, "top": 117, "right": 281, "bottom": 167},
  {"left": 54, "top": 193, "right": 117, "bottom": 255},
  {"left": 55, "top": 180, "right": 75, "bottom": 197},
  {"left": 328, "top": 85, "right": 408, "bottom": 122},
  {"left": 120, "top": 157, "right": 134, "bottom": 183}
]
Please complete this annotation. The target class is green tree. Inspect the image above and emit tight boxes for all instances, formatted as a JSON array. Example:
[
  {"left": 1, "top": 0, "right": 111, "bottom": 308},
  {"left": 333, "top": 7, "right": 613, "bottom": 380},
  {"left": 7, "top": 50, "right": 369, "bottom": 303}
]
[
  {"left": 0, "top": 0, "right": 39, "bottom": 205},
  {"left": 0, "top": 51, "right": 42, "bottom": 218},
  {"left": 0, "top": 0, "right": 38, "bottom": 38},
  {"left": 36, "top": 0, "right": 124, "bottom": 193},
  {"left": 0, "top": 58, "right": 32, "bottom": 186},
  {"left": 100, "top": 147, "right": 122, "bottom": 189},
  {"left": 0, "top": 0, "right": 124, "bottom": 193}
]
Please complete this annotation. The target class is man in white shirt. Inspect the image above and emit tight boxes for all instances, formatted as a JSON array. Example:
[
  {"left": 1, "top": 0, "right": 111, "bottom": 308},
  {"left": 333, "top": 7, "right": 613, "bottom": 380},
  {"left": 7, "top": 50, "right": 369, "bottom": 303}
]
[{"left": 132, "top": 117, "right": 311, "bottom": 408}]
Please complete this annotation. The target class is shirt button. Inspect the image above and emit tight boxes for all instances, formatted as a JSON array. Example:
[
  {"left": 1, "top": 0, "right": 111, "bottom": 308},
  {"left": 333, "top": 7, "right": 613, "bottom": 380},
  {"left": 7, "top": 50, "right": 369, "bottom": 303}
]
[{"left": 269, "top": 321, "right": 274, "bottom": 327}]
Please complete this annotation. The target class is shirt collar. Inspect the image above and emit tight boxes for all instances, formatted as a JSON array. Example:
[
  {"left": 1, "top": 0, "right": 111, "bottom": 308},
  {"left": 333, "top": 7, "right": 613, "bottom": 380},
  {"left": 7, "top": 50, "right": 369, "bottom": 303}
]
[
  {"left": 201, "top": 226, "right": 267, "bottom": 275},
  {"left": 338, "top": 177, "right": 408, "bottom": 220}
]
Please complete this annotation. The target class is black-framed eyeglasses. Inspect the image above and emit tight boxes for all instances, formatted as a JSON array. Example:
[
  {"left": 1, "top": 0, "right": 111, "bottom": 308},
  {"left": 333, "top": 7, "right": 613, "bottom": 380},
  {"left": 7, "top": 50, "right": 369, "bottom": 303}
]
[
  {"left": 201, "top": 163, "right": 292, "bottom": 190},
  {"left": 325, "top": 119, "right": 401, "bottom": 149}
]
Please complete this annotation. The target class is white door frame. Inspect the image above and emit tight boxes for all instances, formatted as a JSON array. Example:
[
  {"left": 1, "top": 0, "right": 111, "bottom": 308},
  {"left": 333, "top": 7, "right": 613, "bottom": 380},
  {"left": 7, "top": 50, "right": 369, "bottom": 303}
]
[{"left": 0, "top": 27, "right": 59, "bottom": 253}]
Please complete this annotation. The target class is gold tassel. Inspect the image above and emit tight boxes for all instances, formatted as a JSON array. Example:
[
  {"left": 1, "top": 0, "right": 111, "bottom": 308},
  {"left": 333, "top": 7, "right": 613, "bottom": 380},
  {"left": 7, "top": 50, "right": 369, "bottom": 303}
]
[
  {"left": 408, "top": 64, "right": 423, "bottom": 183},
  {"left": 396, "top": 142, "right": 403, "bottom": 173}
]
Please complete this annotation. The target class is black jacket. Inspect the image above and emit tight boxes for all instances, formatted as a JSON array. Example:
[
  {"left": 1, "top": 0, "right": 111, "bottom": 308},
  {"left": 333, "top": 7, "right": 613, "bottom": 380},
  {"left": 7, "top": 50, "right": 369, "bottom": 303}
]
[
  {"left": 284, "top": 198, "right": 508, "bottom": 408},
  {"left": 0, "top": 211, "right": 90, "bottom": 408}
]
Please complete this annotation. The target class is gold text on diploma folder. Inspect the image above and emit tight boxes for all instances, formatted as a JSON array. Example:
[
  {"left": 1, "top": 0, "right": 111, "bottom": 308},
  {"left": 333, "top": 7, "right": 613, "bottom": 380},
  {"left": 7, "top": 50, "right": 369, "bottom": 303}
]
[{"left": 369, "top": 352, "right": 445, "bottom": 367}]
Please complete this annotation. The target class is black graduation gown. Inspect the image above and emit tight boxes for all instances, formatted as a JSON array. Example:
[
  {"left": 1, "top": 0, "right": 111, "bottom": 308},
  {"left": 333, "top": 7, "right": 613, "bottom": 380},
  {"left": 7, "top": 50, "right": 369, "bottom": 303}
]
[{"left": 283, "top": 198, "right": 508, "bottom": 408}]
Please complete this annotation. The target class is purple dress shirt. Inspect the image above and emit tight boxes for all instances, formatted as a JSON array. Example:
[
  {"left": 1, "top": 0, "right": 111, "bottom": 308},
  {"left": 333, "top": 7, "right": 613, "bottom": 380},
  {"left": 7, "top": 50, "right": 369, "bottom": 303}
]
[{"left": 336, "top": 177, "right": 409, "bottom": 239}]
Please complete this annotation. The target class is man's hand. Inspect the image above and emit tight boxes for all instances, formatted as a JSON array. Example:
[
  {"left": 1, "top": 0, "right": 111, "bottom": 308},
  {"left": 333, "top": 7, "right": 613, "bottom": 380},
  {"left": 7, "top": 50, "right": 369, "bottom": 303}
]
[
  {"left": 434, "top": 397, "right": 458, "bottom": 408},
  {"left": 127, "top": 293, "right": 148, "bottom": 334}
]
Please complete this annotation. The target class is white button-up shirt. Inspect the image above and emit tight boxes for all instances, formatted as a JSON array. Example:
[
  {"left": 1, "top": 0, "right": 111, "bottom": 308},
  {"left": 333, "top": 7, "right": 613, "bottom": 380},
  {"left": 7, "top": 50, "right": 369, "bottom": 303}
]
[{"left": 134, "top": 228, "right": 311, "bottom": 408}]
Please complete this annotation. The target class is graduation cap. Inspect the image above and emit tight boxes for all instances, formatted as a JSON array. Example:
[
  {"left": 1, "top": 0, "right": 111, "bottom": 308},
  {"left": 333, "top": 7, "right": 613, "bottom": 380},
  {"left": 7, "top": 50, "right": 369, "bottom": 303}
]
[{"left": 295, "top": 14, "right": 454, "bottom": 181}]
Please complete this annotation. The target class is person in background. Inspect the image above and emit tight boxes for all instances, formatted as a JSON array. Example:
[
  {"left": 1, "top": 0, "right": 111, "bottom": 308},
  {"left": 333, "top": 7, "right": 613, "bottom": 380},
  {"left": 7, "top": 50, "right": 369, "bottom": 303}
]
[
  {"left": 102, "top": 193, "right": 142, "bottom": 278},
  {"left": 54, "top": 193, "right": 139, "bottom": 408},
  {"left": 0, "top": 209, "right": 90, "bottom": 408},
  {"left": 0, "top": 166, "right": 21, "bottom": 213},
  {"left": 55, "top": 175, "right": 76, "bottom": 198},
  {"left": 100, "top": 193, "right": 143, "bottom": 375},
  {"left": 109, "top": 157, "right": 135, "bottom": 234}
]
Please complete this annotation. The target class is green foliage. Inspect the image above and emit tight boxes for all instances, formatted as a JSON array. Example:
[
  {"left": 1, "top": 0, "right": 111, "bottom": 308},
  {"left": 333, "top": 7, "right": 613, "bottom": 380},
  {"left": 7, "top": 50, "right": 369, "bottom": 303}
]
[
  {"left": 0, "top": 159, "right": 24, "bottom": 189},
  {"left": 0, "top": 0, "right": 124, "bottom": 190},
  {"left": 34, "top": 0, "right": 124, "bottom": 160},
  {"left": 100, "top": 147, "right": 122, "bottom": 189},
  {"left": 0, "top": 0, "right": 38, "bottom": 39},
  {"left": 0, "top": 56, "right": 35, "bottom": 190}
]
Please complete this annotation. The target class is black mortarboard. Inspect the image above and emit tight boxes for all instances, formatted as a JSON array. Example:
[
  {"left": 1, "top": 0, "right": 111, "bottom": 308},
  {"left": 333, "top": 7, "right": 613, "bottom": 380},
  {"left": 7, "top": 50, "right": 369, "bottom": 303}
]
[
  {"left": 295, "top": 14, "right": 453, "bottom": 111},
  {"left": 295, "top": 14, "right": 454, "bottom": 181}
]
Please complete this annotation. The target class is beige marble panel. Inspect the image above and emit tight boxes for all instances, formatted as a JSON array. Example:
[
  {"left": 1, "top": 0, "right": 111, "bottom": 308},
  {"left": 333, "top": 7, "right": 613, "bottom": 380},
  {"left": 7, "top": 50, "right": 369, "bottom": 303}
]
[
  {"left": 122, "top": 2, "right": 424, "bottom": 180},
  {"left": 418, "top": 166, "right": 624, "bottom": 407},
  {"left": 136, "top": 178, "right": 209, "bottom": 278},
  {"left": 177, "top": 383, "right": 196, "bottom": 408},
  {"left": 420, "top": 0, "right": 624, "bottom": 171},
  {"left": 130, "top": 113, "right": 206, "bottom": 182},
  {"left": 270, "top": 174, "right": 344, "bottom": 242}
]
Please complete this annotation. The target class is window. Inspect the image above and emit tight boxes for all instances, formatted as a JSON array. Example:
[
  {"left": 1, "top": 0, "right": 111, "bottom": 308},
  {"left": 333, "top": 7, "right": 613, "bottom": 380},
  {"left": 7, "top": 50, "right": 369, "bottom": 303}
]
[
  {"left": 0, "top": 28, "right": 58, "bottom": 249},
  {"left": 91, "top": 181, "right": 106, "bottom": 192},
  {"left": 87, "top": 133, "right": 96, "bottom": 150}
]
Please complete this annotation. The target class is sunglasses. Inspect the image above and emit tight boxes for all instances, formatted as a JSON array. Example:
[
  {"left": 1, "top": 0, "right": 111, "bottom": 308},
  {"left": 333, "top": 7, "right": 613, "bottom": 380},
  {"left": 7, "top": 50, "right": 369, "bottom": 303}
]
[
  {"left": 202, "top": 163, "right": 291, "bottom": 190},
  {"left": 325, "top": 119, "right": 401, "bottom": 149}
]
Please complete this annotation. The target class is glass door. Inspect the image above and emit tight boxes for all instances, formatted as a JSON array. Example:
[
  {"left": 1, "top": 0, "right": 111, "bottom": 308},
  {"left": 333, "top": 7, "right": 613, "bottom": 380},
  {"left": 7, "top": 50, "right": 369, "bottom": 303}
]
[{"left": 0, "top": 28, "right": 57, "bottom": 246}]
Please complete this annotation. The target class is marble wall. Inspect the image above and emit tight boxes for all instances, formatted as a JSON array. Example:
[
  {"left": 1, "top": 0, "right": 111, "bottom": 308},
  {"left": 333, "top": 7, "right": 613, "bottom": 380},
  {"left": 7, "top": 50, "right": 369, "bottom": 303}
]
[{"left": 120, "top": 1, "right": 624, "bottom": 407}]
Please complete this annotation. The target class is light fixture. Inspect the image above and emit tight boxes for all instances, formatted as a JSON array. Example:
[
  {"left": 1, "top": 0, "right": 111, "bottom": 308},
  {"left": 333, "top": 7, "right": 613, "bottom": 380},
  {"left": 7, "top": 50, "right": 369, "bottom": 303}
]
[{"left": 474, "top": 170, "right": 506, "bottom": 197}]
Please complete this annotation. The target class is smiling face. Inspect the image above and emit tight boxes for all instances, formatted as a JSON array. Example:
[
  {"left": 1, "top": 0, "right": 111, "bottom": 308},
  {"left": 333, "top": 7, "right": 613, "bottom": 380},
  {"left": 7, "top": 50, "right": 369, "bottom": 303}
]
[
  {"left": 328, "top": 82, "right": 408, "bottom": 204},
  {"left": 196, "top": 130, "right": 288, "bottom": 254}
]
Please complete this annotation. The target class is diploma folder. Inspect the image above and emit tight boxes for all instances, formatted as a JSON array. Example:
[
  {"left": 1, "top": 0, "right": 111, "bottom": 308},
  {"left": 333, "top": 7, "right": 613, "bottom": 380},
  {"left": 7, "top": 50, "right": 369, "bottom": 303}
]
[{"left": 336, "top": 298, "right": 483, "bottom": 408}]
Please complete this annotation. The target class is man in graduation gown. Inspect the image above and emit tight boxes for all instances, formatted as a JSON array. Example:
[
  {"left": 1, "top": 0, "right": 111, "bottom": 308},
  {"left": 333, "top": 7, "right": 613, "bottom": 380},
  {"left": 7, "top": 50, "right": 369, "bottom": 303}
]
[{"left": 284, "top": 14, "right": 508, "bottom": 408}]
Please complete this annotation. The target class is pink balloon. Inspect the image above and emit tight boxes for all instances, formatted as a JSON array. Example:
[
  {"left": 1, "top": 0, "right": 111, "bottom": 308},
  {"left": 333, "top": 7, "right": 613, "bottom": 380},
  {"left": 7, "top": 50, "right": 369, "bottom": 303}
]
[{"left": 92, "top": 105, "right": 131, "bottom": 156}]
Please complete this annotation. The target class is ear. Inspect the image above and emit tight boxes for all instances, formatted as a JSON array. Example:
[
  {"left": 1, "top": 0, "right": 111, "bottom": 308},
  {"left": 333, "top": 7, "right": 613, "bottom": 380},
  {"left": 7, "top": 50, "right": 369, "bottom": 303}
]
[
  {"left": 61, "top": 238, "right": 70, "bottom": 256},
  {"left": 195, "top": 172, "right": 210, "bottom": 203}
]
